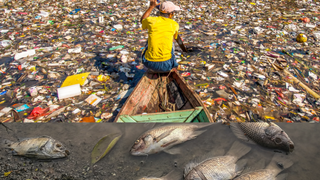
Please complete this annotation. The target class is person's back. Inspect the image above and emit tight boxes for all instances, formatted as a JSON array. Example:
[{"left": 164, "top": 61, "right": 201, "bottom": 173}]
[
  {"left": 142, "top": 16, "right": 178, "bottom": 62},
  {"left": 140, "top": 1, "right": 181, "bottom": 73}
]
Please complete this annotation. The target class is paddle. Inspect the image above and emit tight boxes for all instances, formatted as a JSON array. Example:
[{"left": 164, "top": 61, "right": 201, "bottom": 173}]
[{"left": 176, "top": 34, "right": 188, "bottom": 52}]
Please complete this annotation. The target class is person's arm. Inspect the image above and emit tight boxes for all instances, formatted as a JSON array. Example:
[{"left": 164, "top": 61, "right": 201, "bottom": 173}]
[
  {"left": 140, "top": 0, "right": 160, "bottom": 23},
  {"left": 174, "top": 23, "right": 179, "bottom": 40},
  {"left": 174, "top": 32, "right": 178, "bottom": 40}
]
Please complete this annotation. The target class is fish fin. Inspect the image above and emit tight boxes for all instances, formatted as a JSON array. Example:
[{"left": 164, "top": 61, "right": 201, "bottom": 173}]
[
  {"left": 242, "top": 158, "right": 265, "bottom": 175},
  {"left": 39, "top": 135, "right": 52, "bottom": 139},
  {"left": 156, "top": 129, "right": 175, "bottom": 142},
  {"left": 230, "top": 123, "right": 255, "bottom": 144},
  {"left": 162, "top": 170, "right": 182, "bottom": 180},
  {"left": 226, "top": 141, "right": 251, "bottom": 160},
  {"left": 164, "top": 147, "right": 181, "bottom": 155},
  {"left": 206, "top": 148, "right": 225, "bottom": 158},
  {"left": 143, "top": 123, "right": 156, "bottom": 129},
  {"left": 195, "top": 149, "right": 225, "bottom": 164},
  {"left": 266, "top": 153, "right": 293, "bottom": 175},
  {"left": 184, "top": 162, "right": 200, "bottom": 177},
  {"left": 195, "top": 123, "right": 216, "bottom": 129},
  {"left": 189, "top": 129, "right": 207, "bottom": 139},
  {"left": 276, "top": 173, "right": 288, "bottom": 180},
  {"left": 235, "top": 159, "right": 248, "bottom": 176}
]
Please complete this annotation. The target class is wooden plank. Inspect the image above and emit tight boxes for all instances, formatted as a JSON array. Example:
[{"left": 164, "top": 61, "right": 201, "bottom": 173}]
[
  {"left": 115, "top": 75, "right": 159, "bottom": 121},
  {"left": 130, "top": 109, "right": 194, "bottom": 122},
  {"left": 138, "top": 118, "right": 188, "bottom": 123},
  {"left": 193, "top": 118, "right": 200, "bottom": 123},
  {"left": 116, "top": 119, "right": 124, "bottom": 123},
  {"left": 171, "top": 72, "right": 201, "bottom": 107},
  {"left": 118, "top": 115, "right": 137, "bottom": 123},
  {"left": 115, "top": 77, "right": 147, "bottom": 117},
  {"left": 133, "top": 84, "right": 157, "bottom": 115},
  {"left": 197, "top": 110, "right": 209, "bottom": 122},
  {"left": 170, "top": 69, "right": 214, "bottom": 122},
  {"left": 184, "top": 107, "right": 203, "bottom": 123}
]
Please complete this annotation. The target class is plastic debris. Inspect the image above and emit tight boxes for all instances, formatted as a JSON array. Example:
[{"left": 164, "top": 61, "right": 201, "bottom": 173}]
[{"left": 0, "top": 0, "right": 319, "bottom": 124}]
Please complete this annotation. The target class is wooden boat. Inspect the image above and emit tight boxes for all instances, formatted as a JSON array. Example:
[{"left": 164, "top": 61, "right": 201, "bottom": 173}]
[{"left": 115, "top": 69, "right": 213, "bottom": 123}]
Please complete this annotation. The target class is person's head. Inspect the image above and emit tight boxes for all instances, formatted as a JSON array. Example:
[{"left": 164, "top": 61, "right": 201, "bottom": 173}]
[{"left": 159, "top": 1, "right": 181, "bottom": 19}]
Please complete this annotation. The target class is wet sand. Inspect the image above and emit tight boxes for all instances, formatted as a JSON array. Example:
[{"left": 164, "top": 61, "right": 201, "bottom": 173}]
[{"left": 0, "top": 123, "right": 319, "bottom": 180}]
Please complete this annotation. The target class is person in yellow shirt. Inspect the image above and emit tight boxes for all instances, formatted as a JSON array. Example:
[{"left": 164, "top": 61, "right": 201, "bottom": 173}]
[{"left": 141, "top": 0, "right": 181, "bottom": 72}]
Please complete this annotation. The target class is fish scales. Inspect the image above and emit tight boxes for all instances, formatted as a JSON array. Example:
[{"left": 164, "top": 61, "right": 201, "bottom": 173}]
[
  {"left": 184, "top": 141, "right": 251, "bottom": 180},
  {"left": 234, "top": 153, "right": 293, "bottom": 180},
  {"left": 238, "top": 123, "right": 275, "bottom": 147},
  {"left": 234, "top": 169, "right": 276, "bottom": 180},
  {"left": 186, "top": 156, "right": 238, "bottom": 180},
  {"left": 231, "top": 122, "right": 294, "bottom": 152}
]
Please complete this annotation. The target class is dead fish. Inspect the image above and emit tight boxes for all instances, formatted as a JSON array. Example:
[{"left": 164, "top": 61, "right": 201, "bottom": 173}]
[
  {"left": 230, "top": 122, "right": 294, "bottom": 153},
  {"left": 184, "top": 141, "right": 251, "bottom": 180},
  {"left": 234, "top": 153, "right": 293, "bottom": 180},
  {"left": 139, "top": 170, "right": 181, "bottom": 180},
  {"left": 45, "top": 106, "right": 67, "bottom": 120},
  {"left": 130, "top": 124, "right": 212, "bottom": 156},
  {"left": 6, "top": 136, "right": 69, "bottom": 159}
]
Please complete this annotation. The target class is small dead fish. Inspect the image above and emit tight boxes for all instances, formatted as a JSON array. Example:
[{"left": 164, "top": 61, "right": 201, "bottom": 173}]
[
  {"left": 45, "top": 106, "right": 66, "bottom": 120},
  {"left": 184, "top": 141, "right": 251, "bottom": 180},
  {"left": 6, "top": 136, "right": 69, "bottom": 159},
  {"left": 230, "top": 122, "right": 294, "bottom": 153},
  {"left": 234, "top": 153, "right": 293, "bottom": 180},
  {"left": 139, "top": 170, "right": 181, "bottom": 180},
  {"left": 130, "top": 124, "right": 212, "bottom": 156}
]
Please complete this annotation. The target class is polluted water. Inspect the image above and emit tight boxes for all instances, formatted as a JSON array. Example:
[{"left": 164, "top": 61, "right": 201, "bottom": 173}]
[
  {"left": 0, "top": 0, "right": 319, "bottom": 123},
  {"left": 0, "top": 123, "right": 319, "bottom": 179}
]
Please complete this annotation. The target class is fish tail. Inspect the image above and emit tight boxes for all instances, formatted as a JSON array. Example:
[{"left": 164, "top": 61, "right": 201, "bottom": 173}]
[
  {"left": 163, "top": 170, "right": 182, "bottom": 180},
  {"left": 226, "top": 141, "right": 251, "bottom": 160},
  {"left": 266, "top": 153, "right": 293, "bottom": 175},
  {"left": 184, "top": 162, "right": 199, "bottom": 177}
]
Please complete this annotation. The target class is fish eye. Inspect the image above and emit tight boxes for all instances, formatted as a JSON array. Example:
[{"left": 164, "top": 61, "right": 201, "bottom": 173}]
[
  {"left": 275, "top": 138, "right": 282, "bottom": 144},
  {"left": 277, "top": 162, "right": 284, "bottom": 169},
  {"left": 135, "top": 140, "right": 139, "bottom": 144},
  {"left": 56, "top": 144, "right": 62, "bottom": 148}
]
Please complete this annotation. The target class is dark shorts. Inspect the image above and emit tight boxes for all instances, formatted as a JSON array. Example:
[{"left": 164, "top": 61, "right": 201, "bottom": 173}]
[{"left": 142, "top": 42, "right": 178, "bottom": 72}]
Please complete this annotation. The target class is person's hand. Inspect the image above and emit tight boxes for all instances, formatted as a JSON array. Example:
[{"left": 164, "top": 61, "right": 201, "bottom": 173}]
[{"left": 149, "top": 0, "right": 160, "bottom": 8}]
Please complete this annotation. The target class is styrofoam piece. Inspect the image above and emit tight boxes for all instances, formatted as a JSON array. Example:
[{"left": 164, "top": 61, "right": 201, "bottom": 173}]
[
  {"left": 68, "top": 46, "right": 82, "bottom": 53},
  {"left": 14, "top": 50, "right": 36, "bottom": 60},
  {"left": 58, "top": 84, "right": 81, "bottom": 100},
  {"left": 39, "top": 11, "right": 49, "bottom": 17},
  {"left": 85, "top": 94, "right": 102, "bottom": 106}
]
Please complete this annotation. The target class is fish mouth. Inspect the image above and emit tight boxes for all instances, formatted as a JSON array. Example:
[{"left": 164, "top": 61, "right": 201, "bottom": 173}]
[
  {"left": 130, "top": 150, "right": 147, "bottom": 156},
  {"left": 289, "top": 143, "right": 294, "bottom": 152}
]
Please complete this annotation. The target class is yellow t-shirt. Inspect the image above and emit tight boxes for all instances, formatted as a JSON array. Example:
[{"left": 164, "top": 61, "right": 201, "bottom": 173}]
[{"left": 142, "top": 16, "right": 179, "bottom": 62}]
